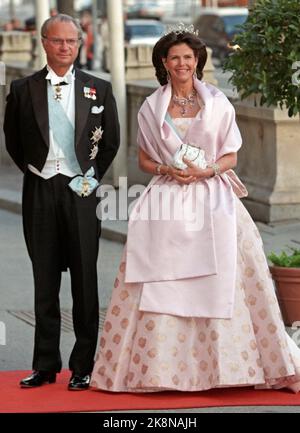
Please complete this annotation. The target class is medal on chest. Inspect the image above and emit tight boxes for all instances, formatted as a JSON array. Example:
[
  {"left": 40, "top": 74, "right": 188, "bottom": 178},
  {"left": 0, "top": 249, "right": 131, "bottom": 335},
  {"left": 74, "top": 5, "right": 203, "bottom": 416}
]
[{"left": 53, "top": 84, "right": 62, "bottom": 101}]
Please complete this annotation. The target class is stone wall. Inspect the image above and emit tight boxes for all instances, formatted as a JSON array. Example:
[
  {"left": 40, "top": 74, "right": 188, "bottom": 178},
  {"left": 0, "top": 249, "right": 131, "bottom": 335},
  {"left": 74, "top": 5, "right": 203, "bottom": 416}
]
[{"left": 126, "top": 80, "right": 155, "bottom": 186}]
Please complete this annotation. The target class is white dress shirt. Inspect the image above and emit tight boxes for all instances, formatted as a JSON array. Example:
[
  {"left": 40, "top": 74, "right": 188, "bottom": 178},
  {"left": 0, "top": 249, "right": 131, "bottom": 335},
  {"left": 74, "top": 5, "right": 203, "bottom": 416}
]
[{"left": 28, "top": 64, "right": 79, "bottom": 179}]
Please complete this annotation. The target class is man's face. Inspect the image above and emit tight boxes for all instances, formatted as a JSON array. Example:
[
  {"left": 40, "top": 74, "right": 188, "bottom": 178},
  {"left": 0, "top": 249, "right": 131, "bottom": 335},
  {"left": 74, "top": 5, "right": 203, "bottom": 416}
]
[{"left": 42, "top": 21, "right": 80, "bottom": 71}]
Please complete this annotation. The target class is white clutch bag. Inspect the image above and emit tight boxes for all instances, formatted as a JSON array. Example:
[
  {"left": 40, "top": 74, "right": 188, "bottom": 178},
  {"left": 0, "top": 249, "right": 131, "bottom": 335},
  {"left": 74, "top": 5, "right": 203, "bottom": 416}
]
[{"left": 172, "top": 143, "right": 207, "bottom": 170}]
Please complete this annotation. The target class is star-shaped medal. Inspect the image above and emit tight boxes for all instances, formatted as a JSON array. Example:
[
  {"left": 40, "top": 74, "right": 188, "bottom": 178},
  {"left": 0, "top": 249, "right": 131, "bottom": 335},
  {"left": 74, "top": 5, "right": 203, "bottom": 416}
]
[
  {"left": 89, "top": 144, "right": 99, "bottom": 160},
  {"left": 91, "top": 126, "right": 104, "bottom": 144}
]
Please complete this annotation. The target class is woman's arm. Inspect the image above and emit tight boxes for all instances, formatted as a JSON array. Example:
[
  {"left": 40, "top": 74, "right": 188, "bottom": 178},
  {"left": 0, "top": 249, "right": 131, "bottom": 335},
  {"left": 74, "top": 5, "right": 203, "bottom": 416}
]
[
  {"left": 138, "top": 147, "right": 167, "bottom": 175},
  {"left": 139, "top": 147, "right": 237, "bottom": 184},
  {"left": 138, "top": 147, "right": 183, "bottom": 177},
  {"left": 213, "top": 152, "right": 237, "bottom": 173},
  {"left": 181, "top": 152, "right": 237, "bottom": 181}
]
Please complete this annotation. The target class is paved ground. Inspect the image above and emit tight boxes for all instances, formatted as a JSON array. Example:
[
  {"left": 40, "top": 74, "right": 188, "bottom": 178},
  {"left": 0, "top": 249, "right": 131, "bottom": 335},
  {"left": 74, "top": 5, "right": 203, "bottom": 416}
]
[
  {"left": 0, "top": 207, "right": 123, "bottom": 372},
  {"left": 1, "top": 165, "right": 300, "bottom": 413}
]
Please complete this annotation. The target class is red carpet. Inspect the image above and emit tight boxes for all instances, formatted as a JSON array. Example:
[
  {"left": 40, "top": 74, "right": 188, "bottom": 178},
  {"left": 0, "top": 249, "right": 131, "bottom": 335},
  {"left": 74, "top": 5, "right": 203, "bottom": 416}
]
[{"left": 1, "top": 370, "right": 300, "bottom": 413}]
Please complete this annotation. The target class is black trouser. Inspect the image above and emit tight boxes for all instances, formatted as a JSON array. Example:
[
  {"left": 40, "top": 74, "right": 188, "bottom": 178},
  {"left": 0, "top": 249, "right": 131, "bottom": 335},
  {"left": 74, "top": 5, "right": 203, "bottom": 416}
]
[{"left": 22, "top": 171, "right": 100, "bottom": 375}]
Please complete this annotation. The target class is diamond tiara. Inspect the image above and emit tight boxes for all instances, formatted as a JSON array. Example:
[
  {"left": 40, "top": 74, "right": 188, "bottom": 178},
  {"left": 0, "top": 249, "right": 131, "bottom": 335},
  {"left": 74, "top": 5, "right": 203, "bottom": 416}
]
[{"left": 164, "top": 22, "right": 199, "bottom": 37}]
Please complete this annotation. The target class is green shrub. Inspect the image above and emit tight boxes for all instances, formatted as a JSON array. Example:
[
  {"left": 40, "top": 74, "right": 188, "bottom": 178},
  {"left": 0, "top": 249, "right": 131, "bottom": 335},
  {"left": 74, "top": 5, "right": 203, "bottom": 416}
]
[
  {"left": 268, "top": 248, "right": 300, "bottom": 267},
  {"left": 223, "top": 0, "right": 300, "bottom": 117}
]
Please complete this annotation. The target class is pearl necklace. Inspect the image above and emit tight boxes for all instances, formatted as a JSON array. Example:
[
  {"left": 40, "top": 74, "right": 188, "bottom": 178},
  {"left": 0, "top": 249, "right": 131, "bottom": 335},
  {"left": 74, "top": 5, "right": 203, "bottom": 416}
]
[{"left": 172, "top": 89, "right": 197, "bottom": 116}]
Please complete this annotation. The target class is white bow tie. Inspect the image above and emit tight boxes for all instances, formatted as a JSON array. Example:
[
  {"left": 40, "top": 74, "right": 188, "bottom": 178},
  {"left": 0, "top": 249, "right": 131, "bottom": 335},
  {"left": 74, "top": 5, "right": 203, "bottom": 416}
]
[
  {"left": 46, "top": 71, "right": 73, "bottom": 86},
  {"left": 50, "top": 76, "right": 71, "bottom": 86}
]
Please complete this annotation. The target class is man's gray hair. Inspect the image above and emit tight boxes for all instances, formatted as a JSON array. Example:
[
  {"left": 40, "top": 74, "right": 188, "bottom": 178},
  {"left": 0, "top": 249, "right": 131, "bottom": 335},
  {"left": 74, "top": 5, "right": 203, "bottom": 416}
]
[{"left": 41, "top": 14, "right": 82, "bottom": 39}]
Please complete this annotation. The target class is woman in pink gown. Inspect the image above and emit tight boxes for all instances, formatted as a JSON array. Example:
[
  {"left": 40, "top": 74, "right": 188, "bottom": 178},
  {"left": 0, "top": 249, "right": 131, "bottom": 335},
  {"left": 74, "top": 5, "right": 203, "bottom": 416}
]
[{"left": 91, "top": 27, "right": 300, "bottom": 393}]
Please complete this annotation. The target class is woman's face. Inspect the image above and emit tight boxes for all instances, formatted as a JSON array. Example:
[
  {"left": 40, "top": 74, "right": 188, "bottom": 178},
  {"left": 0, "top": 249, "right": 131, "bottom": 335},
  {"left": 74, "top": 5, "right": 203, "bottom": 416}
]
[{"left": 163, "top": 43, "right": 198, "bottom": 85}]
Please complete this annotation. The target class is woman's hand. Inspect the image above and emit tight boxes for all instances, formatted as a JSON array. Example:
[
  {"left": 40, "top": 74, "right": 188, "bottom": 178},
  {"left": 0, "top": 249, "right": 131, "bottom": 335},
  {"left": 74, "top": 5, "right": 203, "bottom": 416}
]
[
  {"left": 167, "top": 165, "right": 197, "bottom": 184},
  {"left": 172, "top": 173, "right": 197, "bottom": 184},
  {"left": 169, "top": 158, "right": 213, "bottom": 184}
]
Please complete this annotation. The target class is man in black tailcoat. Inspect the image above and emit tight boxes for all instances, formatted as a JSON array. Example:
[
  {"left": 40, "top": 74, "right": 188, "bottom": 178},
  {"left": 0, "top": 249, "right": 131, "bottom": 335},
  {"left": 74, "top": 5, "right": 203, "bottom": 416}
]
[{"left": 4, "top": 14, "right": 120, "bottom": 390}]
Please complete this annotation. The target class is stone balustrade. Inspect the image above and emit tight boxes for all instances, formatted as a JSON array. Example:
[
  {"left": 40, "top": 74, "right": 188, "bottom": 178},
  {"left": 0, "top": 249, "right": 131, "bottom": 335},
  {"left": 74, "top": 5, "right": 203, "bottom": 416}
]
[
  {"left": 0, "top": 31, "right": 33, "bottom": 65},
  {"left": 105, "top": 44, "right": 217, "bottom": 83},
  {"left": 1, "top": 62, "right": 299, "bottom": 222}
]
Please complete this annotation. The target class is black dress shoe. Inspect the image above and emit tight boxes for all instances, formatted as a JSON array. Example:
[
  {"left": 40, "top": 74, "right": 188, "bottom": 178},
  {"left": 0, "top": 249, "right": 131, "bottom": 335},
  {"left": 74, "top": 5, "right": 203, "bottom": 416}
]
[
  {"left": 20, "top": 370, "right": 56, "bottom": 388},
  {"left": 68, "top": 373, "right": 91, "bottom": 391}
]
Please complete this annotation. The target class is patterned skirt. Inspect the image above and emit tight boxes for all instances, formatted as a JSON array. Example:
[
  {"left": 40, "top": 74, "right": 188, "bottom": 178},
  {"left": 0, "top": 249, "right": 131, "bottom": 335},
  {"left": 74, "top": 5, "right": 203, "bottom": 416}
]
[{"left": 91, "top": 199, "right": 300, "bottom": 393}]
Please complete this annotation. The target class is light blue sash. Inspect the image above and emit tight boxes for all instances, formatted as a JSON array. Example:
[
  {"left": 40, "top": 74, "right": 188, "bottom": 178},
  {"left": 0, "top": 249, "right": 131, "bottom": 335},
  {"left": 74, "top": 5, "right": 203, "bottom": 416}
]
[
  {"left": 165, "top": 112, "right": 182, "bottom": 141},
  {"left": 68, "top": 167, "right": 99, "bottom": 197},
  {"left": 47, "top": 84, "right": 82, "bottom": 174}
]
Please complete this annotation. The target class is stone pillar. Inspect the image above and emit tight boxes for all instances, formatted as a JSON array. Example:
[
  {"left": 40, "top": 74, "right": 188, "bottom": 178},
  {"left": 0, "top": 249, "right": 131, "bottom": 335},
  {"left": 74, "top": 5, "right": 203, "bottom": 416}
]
[
  {"left": 35, "top": 0, "right": 50, "bottom": 70},
  {"left": 92, "top": 0, "right": 101, "bottom": 70},
  {"left": 107, "top": 0, "right": 127, "bottom": 184},
  {"left": 234, "top": 98, "right": 300, "bottom": 222},
  {"left": 203, "top": 47, "right": 217, "bottom": 86}
]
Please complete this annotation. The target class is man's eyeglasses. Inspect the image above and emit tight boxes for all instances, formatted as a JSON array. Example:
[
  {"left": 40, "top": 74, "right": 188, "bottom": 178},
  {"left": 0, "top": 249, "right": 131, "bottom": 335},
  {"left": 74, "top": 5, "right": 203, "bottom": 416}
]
[{"left": 43, "top": 37, "right": 81, "bottom": 47}]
